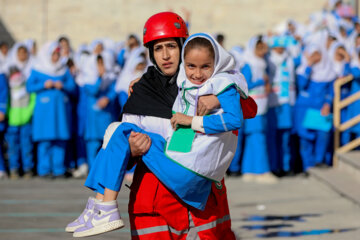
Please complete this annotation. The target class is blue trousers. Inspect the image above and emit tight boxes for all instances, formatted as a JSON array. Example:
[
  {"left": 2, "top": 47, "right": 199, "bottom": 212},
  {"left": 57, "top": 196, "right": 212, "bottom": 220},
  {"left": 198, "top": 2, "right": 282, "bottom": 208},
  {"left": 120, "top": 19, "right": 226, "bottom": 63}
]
[
  {"left": 0, "top": 131, "right": 5, "bottom": 171},
  {"left": 228, "top": 132, "right": 243, "bottom": 173},
  {"left": 299, "top": 130, "right": 331, "bottom": 171},
  {"left": 86, "top": 140, "right": 102, "bottom": 169},
  {"left": 242, "top": 132, "right": 270, "bottom": 174},
  {"left": 6, "top": 124, "right": 33, "bottom": 172},
  {"left": 267, "top": 128, "right": 292, "bottom": 173},
  {"left": 37, "top": 140, "right": 67, "bottom": 176},
  {"left": 85, "top": 122, "right": 212, "bottom": 210}
]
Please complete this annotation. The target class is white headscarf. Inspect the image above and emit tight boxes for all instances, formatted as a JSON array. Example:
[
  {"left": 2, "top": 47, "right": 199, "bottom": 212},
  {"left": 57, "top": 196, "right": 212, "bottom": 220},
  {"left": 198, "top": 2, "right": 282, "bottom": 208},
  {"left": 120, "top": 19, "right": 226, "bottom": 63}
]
[
  {"left": 229, "top": 46, "right": 245, "bottom": 71},
  {"left": 3, "top": 42, "right": 33, "bottom": 78},
  {"left": 296, "top": 43, "right": 337, "bottom": 82},
  {"left": 115, "top": 46, "right": 147, "bottom": 93},
  {"left": 243, "top": 35, "right": 267, "bottom": 82},
  {"left": 328, "top": 41, "right": 347, "bottom": 77},
  {"left": 32, "top": 41, "right": 66, "bottom": 76},
  {"left": 75, "top": 52, "right": 115, "bottom": 91}
]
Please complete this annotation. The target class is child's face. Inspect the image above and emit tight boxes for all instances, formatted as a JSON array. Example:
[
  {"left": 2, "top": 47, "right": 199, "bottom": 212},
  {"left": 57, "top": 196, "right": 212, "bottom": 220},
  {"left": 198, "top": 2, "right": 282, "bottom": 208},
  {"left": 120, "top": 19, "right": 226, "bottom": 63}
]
[
  {"left": 51, "top": 51, "right": 60, "bottom": 63},
  {"left": 184, "top": 46, "right": 215, "bottom": 85},
  {"left": 255, "top": 42, "right": 268, "bottom": 58},
  {"left": 17, "top": 48, "right": 28, "bottom": 62},
  {"left": 272, "top": 47, "right": 285, "bottom": 55}
]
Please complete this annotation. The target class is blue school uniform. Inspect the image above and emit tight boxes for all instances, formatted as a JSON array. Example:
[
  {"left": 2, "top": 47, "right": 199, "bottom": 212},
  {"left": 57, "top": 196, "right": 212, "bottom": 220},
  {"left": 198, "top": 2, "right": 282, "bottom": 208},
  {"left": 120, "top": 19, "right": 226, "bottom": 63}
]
[
  {"left": 75, "top": 86, "right": 87, "bottom": 167},
  {"left": 85, "top": 86, "right": 243, "bottom": 210},
  {"left": 0, "top": 73, "right": 8, "bottom": 172},
  {"left": 348, "top": 66, "right": 360, "bottom": 137},
  {"left": 241, "top": 63, "right": 271, "bottom": 174},
  {"left": 294, "top": 66, "right": 334, "bottom": 170},
  {"left": 83, "top": 77, "right": 117, "bottom": 168},
  {"left": 339, "top": 62, "right": 353, "bottom": 144},
  {"left": 266, "top": 56, "right": 296, "bottom": 173},
  {"left": 26, "top": 69, "right": 76, "bottom": 176}
]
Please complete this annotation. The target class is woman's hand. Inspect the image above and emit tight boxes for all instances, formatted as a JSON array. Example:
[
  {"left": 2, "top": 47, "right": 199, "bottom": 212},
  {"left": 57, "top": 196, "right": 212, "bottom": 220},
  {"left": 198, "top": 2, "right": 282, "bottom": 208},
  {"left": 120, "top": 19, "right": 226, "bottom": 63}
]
[
  {"left": 321, "top": 103, "right": 331, "bottom": 116},
  {"left": 97, "top": 96, "right": 110, "bottom": 109},
  {"left": 128, "top": 77, "right": 141, "bottom": 96},
  {"left": 129, "top": 131, "right": 151, "bottom": 157},
  {"left": 197, "top": 95, "right": 220, "bottom": 116},
  {"left": 171, "top": 113, "right": 193, "bottom": 130}
]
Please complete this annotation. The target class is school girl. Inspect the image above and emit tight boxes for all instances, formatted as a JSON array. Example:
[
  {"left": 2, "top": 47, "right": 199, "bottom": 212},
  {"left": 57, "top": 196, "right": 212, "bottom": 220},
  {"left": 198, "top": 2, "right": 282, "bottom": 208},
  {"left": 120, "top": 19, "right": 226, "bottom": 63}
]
[
  {"left": 348, "top": 47, "right": 360, "bottom": 140},
  {"left": 241, "top": 35, "right": 278, "bottom": 183},
  {"left": 294, "top": 44, "right": 336, "bottom": 171},
  {"left": 81, "top": 52, "right": 117, "bottom": 169},
  {"left": 26, "top": 41, "right": 76, "bottom": 178},
  {"left": 3, "top": 43, "right": 35, "bottom": 179},
  {"left": 266, "top": 36, "right": 296, "bottom": 175}
]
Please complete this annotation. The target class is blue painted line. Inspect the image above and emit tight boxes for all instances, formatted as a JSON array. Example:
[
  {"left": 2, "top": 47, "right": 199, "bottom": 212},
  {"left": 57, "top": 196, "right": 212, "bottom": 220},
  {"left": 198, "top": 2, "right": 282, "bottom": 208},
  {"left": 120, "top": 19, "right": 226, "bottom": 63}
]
[
  {"left": 0, "top": 228, "right": 130, "bottom": 233},
  {"left": 0, "top": 212, "right": 129, "bottom": 218}
]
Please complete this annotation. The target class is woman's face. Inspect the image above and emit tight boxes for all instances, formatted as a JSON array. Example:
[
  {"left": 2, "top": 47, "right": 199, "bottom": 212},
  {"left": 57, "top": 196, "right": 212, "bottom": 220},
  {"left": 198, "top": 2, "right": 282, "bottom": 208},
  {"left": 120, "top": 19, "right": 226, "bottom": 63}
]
[{"left": 153, "top": 38, "right": 180, "bottom": 76}]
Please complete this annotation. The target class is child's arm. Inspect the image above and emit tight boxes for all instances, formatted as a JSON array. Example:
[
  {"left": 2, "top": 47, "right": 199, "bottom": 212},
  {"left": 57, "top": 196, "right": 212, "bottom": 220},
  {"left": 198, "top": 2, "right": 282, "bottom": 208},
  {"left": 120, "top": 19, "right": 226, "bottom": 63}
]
[
  {"left": 0, "top": 74, "right": 8, "bottom": 121},
  {"left": 171, "top": 86, "right": 243, "bottom": 134}
]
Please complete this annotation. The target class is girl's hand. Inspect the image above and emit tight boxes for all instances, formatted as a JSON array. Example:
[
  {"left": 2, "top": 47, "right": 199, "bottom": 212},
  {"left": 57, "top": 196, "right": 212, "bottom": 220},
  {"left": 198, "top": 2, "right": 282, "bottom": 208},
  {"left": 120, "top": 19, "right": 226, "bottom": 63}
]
[
  {"left": 129, "top": 131, "right": 151, "bottom": 157},
  {"left": 128, "top": 77, "right": 141, "bottom": 96},
  {"left": 0, "top": 112, "right": 5, "bottom": 122},
  {"left": 54, "top": 81, "right": 63, "bottom": 90},
  {"left": 44, "top": 80, "right": 54, "bottom": 89},
  {"left": 97, "top": 96, "right": 110, "bottom": 109},
  {"left": 321, "top": 103, "right": 331, "bottom": 116},
  {"left": 197, "top": 95, "right": 220, "bottom": 116},
  {"left": 171, "top": 113, "right": 193, "bottom": 130}
]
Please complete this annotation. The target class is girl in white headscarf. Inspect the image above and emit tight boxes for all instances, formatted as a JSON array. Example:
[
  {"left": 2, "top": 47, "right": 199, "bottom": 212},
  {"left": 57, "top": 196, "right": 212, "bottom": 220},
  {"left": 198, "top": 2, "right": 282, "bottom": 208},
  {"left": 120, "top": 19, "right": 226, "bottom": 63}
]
[
  {"left": 3, "top": 43, "right": 35, "bottom": 179},
  {"left": 241, "top": 35, "right": 277, "bottom": 183},
  {"left": 79, "top": 51, "right": 117, "bottom": 170},
  {"left": 294, "top": 43, "right": 337, "bottom": 171},
  {"left": 26, "top": 41, "right": 76, "bottom": 178}
]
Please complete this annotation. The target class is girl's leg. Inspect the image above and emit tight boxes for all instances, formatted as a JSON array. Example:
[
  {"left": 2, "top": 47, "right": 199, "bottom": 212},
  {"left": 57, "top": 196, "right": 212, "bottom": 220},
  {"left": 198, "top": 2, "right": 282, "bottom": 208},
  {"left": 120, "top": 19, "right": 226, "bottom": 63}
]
[
  {"left": 52, "top": 140, "right": 67, "bottom": 177},
  {"left": 20, "top": 123, "right": 34, "bottom": 174},
  {"left": 37, "top": 141, "right": 51, "bottom": 177},
  {"left": 5, "top": 126, "right": 20, "bottom": 174}
]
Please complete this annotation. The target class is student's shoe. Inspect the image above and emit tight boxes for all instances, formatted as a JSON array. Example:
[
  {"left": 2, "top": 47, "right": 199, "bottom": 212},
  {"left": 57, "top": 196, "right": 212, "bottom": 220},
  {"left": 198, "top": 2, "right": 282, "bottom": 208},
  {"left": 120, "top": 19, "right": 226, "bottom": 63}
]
[
  {"left": 73, "top": 200, "right": 124, "bottom": 237},
  {"left": 23, "top": 171, "right": 33, "bottom": 179},
  {"left": 73, "top": 164, "right": 88, "bottom": 179},
  {"left": 65, "top": 197, "right": 96, "bottom": 233},
  {"left": 10, "top": 169, "right": 19, "bottom": 180},
  {"left": 255, "top": 173, "right": 278, "bottom": 184},
  {"left": 242, "top": 173, "right": 256, "bottom": 182},
  {"left": 0, "top": 171, "right": 8, "bottom": 180}
]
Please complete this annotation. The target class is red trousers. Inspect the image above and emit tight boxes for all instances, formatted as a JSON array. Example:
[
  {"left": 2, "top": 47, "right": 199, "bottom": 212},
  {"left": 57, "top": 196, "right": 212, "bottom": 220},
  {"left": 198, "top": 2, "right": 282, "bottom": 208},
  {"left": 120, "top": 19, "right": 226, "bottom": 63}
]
[{"left": 128, "top": 161, "right": 236, "bottom": 240}]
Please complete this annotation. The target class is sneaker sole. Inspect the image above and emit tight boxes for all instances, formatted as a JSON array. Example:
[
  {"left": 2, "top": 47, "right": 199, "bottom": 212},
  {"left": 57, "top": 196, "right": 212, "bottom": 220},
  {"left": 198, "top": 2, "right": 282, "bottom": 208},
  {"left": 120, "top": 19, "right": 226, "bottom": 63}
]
[
  {"left": 65, "top": 224, "right": 84, "bottom": 233},
  {"left": 73, "top": 220, "right": 124, "bottom": 237}
]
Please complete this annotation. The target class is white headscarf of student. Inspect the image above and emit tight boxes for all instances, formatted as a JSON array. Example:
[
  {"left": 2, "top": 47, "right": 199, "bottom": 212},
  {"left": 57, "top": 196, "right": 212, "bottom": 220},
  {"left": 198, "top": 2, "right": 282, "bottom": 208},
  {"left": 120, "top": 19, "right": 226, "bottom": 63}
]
[
  {"left": 177, "top": 33, "right": 248, "bottom": 96},
  {"left": 3, "top": 42, "right": 33, "bottom": 78},
  {"left": 33, "top": 41, "right": 66, "bottom": 77},
  {"left": 75, "top": 52, "right": 115, "bottom": 91},
  {"left": 243, "top": 35, "right": 267, "bottom": 81},
  {"left": 328, "top": 41, "right": 347, "bottom": 77},
  {"left": 115, "top": 46, "right": 147, "bottom": 93},
  {"left": 296, "top": 43, "right": 337, "bottom": 82}
]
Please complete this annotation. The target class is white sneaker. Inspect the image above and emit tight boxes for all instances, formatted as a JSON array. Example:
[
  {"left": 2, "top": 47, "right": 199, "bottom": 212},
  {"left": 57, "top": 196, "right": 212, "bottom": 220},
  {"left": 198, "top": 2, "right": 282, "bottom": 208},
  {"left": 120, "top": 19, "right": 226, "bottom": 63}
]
[
  {"left": 65, "top": 197, "right": 97, "bottom": 232},
  {"left": 73, "top": 164, "right": 88, "bottom": 179}
]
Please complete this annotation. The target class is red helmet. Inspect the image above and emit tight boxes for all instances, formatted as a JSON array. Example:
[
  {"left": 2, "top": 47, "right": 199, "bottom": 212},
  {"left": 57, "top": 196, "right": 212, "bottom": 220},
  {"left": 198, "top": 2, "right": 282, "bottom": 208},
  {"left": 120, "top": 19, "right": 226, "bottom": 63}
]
[{"left": 143, "top": 12, "right": 189, "bottom": 47}]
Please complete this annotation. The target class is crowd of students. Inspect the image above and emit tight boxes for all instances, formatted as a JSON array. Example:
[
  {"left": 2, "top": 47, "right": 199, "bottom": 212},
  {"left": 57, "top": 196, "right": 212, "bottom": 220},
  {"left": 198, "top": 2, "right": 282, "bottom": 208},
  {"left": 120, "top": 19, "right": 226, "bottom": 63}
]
[{"left": 0, "top": 0, "right": 359, "bottom": 182}]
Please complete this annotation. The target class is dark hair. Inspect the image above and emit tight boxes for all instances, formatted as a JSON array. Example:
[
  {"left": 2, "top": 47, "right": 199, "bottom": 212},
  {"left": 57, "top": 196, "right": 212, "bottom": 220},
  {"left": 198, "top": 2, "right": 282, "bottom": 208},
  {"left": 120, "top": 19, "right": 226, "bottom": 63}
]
[
  {"left": 256, "top": 35, "right": 264, "bottom": 46},
  {"left": 17, "top": 45, "right": 28, "bottom": 53},
  {"left": 184, "top": 37, "right": 215, "bottom": 60},
  {"left": 58, "top": 36, "right": 69, "bottom": 43},
  {"left": 216, "top": 34, "right": 225, "bottom": 43},
  {"left": 96, "top": 55, "right": 103, "bottom": 62},
  {"left": 0, "top": 41, "right": 8, "bottom": 48}
]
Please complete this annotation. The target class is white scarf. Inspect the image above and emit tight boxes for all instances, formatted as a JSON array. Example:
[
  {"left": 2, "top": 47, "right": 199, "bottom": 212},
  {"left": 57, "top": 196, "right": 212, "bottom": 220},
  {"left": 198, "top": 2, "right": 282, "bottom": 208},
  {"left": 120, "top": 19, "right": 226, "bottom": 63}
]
[{"left": 32, "top": 41, "right": 66, "bottom": 77}]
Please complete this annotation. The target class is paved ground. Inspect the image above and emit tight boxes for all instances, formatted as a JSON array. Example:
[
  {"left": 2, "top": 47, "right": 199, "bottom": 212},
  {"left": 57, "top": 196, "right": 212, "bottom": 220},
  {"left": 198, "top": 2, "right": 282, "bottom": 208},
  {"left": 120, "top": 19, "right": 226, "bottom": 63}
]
[{"left": 1, "top": 175, "right": 360, "bottom": 240}]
